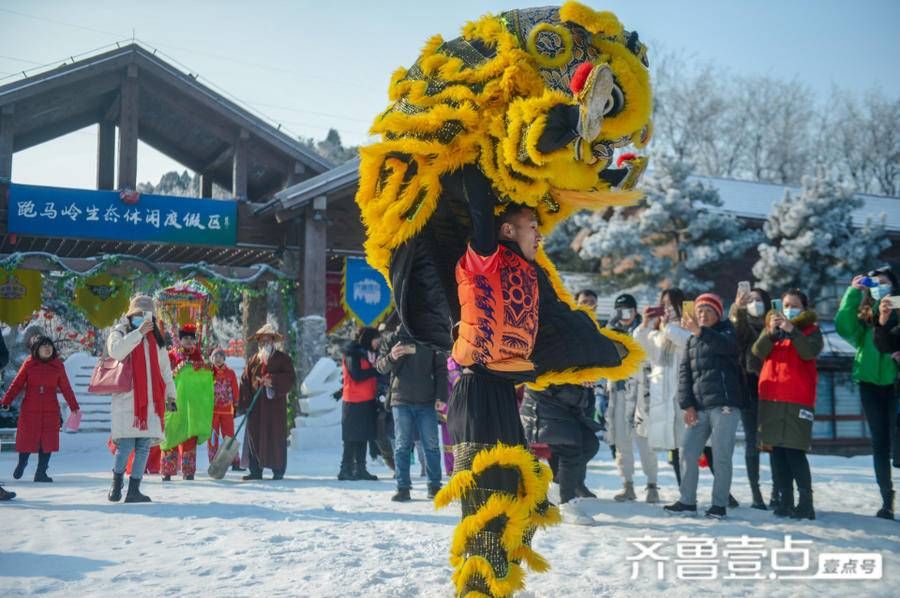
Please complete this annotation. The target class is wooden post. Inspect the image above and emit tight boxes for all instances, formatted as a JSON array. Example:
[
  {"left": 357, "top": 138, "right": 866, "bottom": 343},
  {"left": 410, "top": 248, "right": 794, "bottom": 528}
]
[
  {"left": 232, "top": 129, "right": 249, "bottom": 200},
  {"left": 199, "top": 174, "right": 213, "bottom": 198},
  {"left": 96, "top": 120, "right": 115, "bottom": 190},
  {"left": 0, "top": 104, "right": 14, "bottom": 182},
  {"left": 117, "top": 64, "right": 139, "bottom": 190},
  {"left": 302, "top": 198, "right": 327, "bottom": 317},
  {"left": 242, "top": 289, "right": 268, "bottom": 362}
]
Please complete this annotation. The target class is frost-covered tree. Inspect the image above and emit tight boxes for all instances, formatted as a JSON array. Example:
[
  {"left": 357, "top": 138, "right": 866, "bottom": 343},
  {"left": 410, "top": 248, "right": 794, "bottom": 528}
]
[
  {"left": 578, "top": 158, "right": 761, "bottom": 293},
  {"left": 752, "top": 173, "right": 890, "bottom": 310}
]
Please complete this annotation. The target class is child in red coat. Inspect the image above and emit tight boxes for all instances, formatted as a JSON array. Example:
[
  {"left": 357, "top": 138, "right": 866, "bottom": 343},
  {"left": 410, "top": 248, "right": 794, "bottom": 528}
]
[
  {"left": 0, "top": 336, "right": 79, "bottom": 482},
  {"left": 208, "top": 347, "right": 242, "bottom": 470}
]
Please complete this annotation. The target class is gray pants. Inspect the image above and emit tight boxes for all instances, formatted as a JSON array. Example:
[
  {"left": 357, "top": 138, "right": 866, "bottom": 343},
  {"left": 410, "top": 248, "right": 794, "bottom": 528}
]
[{"left": 679, "top": 406, "right": 740, "bottom": 508}]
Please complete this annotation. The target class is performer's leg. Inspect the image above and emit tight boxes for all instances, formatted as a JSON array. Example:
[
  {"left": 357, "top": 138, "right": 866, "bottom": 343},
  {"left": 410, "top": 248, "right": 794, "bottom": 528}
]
[
  {"left": 160, "top": 448, "right": 178, "bottom": 479},
  {"left": 181, "top": 437, "right": 198, "bottom": 478}
]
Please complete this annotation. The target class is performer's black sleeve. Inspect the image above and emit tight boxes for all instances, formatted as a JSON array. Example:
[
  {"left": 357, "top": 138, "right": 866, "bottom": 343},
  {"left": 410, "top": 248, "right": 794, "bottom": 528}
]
[
  {"left": 462, "top": 165, "right": 499, "bottom": 257},
  {"left": 345, "top": 351, "right": 380, "bottom": 382},
  {"left": 536, "top": 104, "right": 580, "bottom": 154}
]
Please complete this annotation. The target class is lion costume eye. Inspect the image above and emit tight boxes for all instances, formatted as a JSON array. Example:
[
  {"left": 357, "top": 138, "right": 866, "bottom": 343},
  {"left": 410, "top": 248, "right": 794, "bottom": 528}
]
[{"left": 604, "top": 84, "right": 624, "bottom": 117}]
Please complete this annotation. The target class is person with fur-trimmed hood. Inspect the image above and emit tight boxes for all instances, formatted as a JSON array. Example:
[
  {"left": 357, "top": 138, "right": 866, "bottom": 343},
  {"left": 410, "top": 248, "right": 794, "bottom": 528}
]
[
  {"left": 238, "top": 324, "right": 296, "bottom": 480},
  {"left": 1, "top": 336, "right": 79, "bottom": 483},
  {"left": 752, "top": 289, "right": 823, "bottom": 520},
  {"left": 604, "top": 293, "right": 659, "bottom": 503}
]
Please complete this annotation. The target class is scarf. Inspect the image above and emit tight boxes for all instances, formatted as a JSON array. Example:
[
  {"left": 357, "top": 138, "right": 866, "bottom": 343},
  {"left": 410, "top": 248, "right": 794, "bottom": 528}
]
[{"left": 131, "top": 335, "right": 166, "bottom": 430}]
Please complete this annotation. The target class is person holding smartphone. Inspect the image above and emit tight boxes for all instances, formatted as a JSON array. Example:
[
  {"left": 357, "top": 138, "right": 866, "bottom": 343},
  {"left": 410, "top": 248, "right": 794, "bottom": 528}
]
[
  {"left": 836, "top": 266, "right": 899, "bottom": 519},
  {"left": 752, "top": 289, "right": 823, "bottom": 520},
  {"left": 873, "top": 285, "right": 900, "bottom": 477},
  {"left": 664, "top": 293, "right": 744, "bottom": 519},
  {"left": 729, "top": 283, "right": 774, "bottom": 510},
  {"left": 106, "top": 295, "right": 177, "bottom": 503}
]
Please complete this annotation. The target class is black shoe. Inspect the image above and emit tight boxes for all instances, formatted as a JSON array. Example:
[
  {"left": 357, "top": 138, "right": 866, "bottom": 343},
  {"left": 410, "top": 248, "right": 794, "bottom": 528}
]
[
  {"left": 108, "top": 471, "right": 125, "bottom": 502},
  {"left": 769, "top": 487, "right": 781, "bottom": 510},
  {"left": 427, "top": 485, "right": 441, "bottom": 499},
  {"left": 391, "top": 488, "right": 411, "bottom": 502},
  {"left": 0, "top": 485, "right": 15, "bottom": 501},
  {"left": 231, "top": 465, "right": 246, "bottom": 472},
  {"left": 750, "top": 485, "right": 767, "bottom": 510},
  {"left": 242, "top": 472, "right": 263, "bottom": 481},
  {"left": 354, "top": 468, "right": 377, "bottom": 481},
  {"left": 34, "top": 471, "right": 53, "bottom": 483},
  {"left": 773, "top": 486, "right": 794, "bottom": 517},
  {"left": 575, "top": 483, "right": 597, "bottom": 499},
  {"left": 124, "top": 477, "right": 151, "bottom": 503},
  {"left": 13, "top": 456, "right": 27, "bottom": 480},
  {"left": 705, "top": 505, "right": 727, "bottom": 519},
  {"left": 184, "top": 474, "right": 194, "bottom": 481},
  {"left": 337, "top": 468, "right": 355, "bottom": 481},
  {"left": 663, "top": 501, "right": 697, "bottom": 516},
  {"left": 876, "top": 489, "right": 894, "bottom": 520},
  {"left": 161, "top": 475, "right": 172, "bottom": 482},
  {"left": 727, "top": 494, "right": 739, "bottom": 509},
  {"left": 272, "top": 473, "right": 284, "bottom": 480},
  {"left": 791, "top": 489, "right": 815, "bottom": 520}
]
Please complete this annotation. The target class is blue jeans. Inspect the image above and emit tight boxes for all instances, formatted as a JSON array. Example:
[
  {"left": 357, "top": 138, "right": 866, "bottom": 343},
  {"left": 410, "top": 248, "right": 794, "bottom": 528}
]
[
  {"left": 113, "top": 437, "right": 153, "bottom": 480},
  {"left": 393, "top": 404, "right": 442, "bottom": 490}
]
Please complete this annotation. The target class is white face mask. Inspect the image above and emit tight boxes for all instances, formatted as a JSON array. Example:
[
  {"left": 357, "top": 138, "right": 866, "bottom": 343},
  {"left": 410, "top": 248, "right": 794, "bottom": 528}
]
[
  {"left": 747, "top": 301, "right": 766, "bottom": 318},
  {"left": 619, "top": 308, "right": 635, "bottom": 320}
]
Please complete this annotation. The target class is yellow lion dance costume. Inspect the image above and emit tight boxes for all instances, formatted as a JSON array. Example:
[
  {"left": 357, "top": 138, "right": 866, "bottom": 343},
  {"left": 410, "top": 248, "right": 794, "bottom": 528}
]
[{"left": 356, "top": 3, "right": 652, "bottom": 596}]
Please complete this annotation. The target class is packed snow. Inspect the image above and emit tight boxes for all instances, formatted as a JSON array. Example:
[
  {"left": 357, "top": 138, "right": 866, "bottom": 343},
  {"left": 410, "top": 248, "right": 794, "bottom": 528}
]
[{"left": 1, "top": 432, "right": 897, "bottom": 597}]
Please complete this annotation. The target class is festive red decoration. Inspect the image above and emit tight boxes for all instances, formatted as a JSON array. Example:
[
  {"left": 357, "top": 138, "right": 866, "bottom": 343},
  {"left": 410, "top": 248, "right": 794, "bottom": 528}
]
[
  {"left": 569, "top": 62, "right": 594, "bottom": 95},
  {"left": 616, "top": 152, "right": 638, "bottom": 168},
  {"left": 119, "top": 190, "right": 141, "bottom": 204}
]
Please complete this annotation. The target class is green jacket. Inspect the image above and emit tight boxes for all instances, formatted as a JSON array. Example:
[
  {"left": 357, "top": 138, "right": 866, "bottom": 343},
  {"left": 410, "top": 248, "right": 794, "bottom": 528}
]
[{"left": 835, "top": 287, "right": 897, "bottom": 386}]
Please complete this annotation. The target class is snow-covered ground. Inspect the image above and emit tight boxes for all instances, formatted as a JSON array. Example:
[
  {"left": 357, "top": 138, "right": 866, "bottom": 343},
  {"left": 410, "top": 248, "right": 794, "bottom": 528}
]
[{"left": 1, "top": 432, "right": 897, "bottom": 597}]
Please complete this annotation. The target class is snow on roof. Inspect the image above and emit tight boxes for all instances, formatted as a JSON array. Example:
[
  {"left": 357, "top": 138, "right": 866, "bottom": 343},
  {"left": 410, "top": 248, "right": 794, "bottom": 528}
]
[{"left": 692, "top": 175, "right": 900, "bottom": 233}]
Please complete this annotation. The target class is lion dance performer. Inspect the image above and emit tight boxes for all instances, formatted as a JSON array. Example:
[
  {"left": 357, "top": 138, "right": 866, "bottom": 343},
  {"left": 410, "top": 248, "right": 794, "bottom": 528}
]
[{"left": 355, "top": 3, "right": 652, "bottom": 595}]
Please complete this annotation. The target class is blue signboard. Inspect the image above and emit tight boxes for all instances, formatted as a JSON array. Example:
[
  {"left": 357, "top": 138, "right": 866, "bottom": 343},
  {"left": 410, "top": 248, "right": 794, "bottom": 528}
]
[
  {"left": 343, "top": 257, "right": 392, "bottom": 327},
  {"left": 7, "top": 183, "right": 238, "bottom": 246}
]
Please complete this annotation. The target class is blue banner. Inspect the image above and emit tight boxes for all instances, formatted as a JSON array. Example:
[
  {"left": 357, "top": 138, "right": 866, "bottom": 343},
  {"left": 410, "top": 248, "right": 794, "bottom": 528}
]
[
  {"left": 7, "top": 183, "right": 238, "bottom": 246},
  {"left": 343, "top": 257, "right": 392, "bottom": 327}
]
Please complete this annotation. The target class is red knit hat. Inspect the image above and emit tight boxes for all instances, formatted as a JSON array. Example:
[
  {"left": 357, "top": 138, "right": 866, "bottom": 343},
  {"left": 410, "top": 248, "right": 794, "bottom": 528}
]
[{"left": 695, "top": 293, "right": 724, "bottom": 319}]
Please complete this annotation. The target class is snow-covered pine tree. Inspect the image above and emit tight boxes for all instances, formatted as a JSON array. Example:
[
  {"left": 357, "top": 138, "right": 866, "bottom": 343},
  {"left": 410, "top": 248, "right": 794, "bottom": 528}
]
[
  {"left": 752, "top": 172, "right": 889, "bottom": 311},
  {"left": 577, "top": 158, "right": 761, "bottom": 293}
]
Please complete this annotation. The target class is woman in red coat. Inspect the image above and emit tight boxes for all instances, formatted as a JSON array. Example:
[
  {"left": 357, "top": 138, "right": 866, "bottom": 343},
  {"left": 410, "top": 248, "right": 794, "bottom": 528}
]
[
  {"left": 752, "top": 289, "right": 823, "bottom": 520},
  {"left": 0, "top": 336, "right": 79, "bottom": 482}
]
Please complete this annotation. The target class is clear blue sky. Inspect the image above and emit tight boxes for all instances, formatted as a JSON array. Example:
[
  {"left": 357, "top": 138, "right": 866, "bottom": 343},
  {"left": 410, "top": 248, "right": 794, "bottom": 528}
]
[{"left": 1, "top": 0, "right": 898, "bottom": 189}]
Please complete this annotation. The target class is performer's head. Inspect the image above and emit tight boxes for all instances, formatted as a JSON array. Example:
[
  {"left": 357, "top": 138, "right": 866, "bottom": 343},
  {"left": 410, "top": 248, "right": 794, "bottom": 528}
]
[
  {"left": 498, "top": 203, "right": 542, "bottom": 261},
  {"left": 210, "top": 347, "right": 227, "bottom": 367},
  {"left": 178, "top": 323, "right": 198, "bottom": 351},
  {"left": 31, "top": 335, "right": 58, "bottom": 362},
  {"left": 356, "top": 327, "right": 381, "bottom": 352}
]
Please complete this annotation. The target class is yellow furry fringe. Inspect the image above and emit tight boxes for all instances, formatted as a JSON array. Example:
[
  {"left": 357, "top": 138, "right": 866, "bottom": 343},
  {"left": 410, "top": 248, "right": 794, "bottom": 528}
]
[
  {"left": 436, "top": 444, "right": 558, "bottom": 598},
  {"left": 559, "top": 1, "right": 624, "bottom": 37}
]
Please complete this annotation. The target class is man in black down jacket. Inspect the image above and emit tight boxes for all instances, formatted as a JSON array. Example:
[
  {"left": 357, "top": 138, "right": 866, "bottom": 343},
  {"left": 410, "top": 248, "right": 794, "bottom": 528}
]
[
  {"left": 664, "top": 293, "right": 744, "bottom": 520},
  {"left": 521, "top": 383, "right": 601, "bottom": 525},
  {"left": 376, "top": 326, "right": 448, "bottom": 502}
]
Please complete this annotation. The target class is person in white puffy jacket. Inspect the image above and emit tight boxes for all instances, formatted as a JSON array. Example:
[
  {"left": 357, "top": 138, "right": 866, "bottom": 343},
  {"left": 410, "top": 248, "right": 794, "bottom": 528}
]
[
  {"left": 634, "top": 288, "right": 691, "bottom": 487},
  {"left": 106, "top": 295, "right": 177, "bottom": 503}
]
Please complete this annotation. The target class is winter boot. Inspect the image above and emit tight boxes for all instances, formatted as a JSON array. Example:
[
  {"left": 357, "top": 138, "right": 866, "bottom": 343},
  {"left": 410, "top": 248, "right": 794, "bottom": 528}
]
[
  {"left": 645, "top": 483, "right": 660, "bottom": 504},
  {"left": 769, "top": 486, "right": 781, "bottom": 510},
  {"left": 876, "top": 489, "right": 895, "bottom": 520},
  {"left": 184, "top": 474, "right": 195, "bottom": 481},
  {"left": 337, "top": 465, "right": 355, "bottom": 481},
  {"left": 108, "top": 471, "right": 125, "bottom": 502},
  {"left": 663, "top": 501, "right": 697, "bottom": 516},
  {"left": 575, "top": 482, "right": 597, "bottom": 499},
  {"left": 750, "top": 484, "right": 767, "bottom": 510},
  {"left": 391, "top": 488, "right": 411, "bottom": 502},
  {"left": 124, "top": 477, "right": 151, "bottom": 503},
  {"left": 34, "top": 452, "right": 52, "bottom": 483},
  {"left": 427, "top": 485, "right": 441, "bottom": 500},
  {"left": 560, "top": 499, "right": 596, "bottom": 526},
  {"left": 0, "top": 485, "right": 15, "bottom": 501},
  {"left": 791, "top": 489, "right": 815, "bottom": 520},
  {"left": 705, "top": 505, "right": 727, "bottom": 520},
  {"left": 13, "top": 452, "right": 28, "bottom": 480},
  {"left": 242, "top": 471, "right": 263, "bottom": 481},
  {"left": 354, "top": 465, "right": 377, "bottom": 481},
  {"left": 773, "top": 484, "right": 794, "bottom": 518},
  {"left": 727, "top": 494, "right": 739, "bottom": 509},
  {"left": 614, "top": 481, "right": 637, "bottom": 502},
  {"left": 161, "top": 475, "right": 172, "bottom": 482}
]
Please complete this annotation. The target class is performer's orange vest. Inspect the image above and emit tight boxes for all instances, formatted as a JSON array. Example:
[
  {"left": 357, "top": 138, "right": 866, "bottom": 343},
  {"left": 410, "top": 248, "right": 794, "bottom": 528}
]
[
  {"left": 341, "top": 357, "right": 378, "bottom": 403},
  {"left": 452, "top": 245, "right": 538, "bottom": 373}
]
